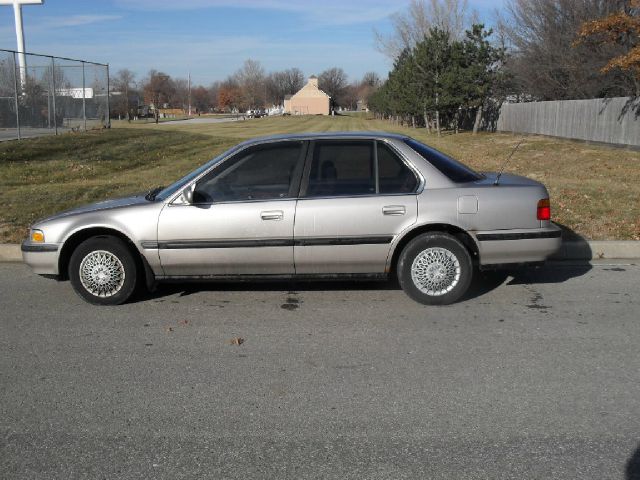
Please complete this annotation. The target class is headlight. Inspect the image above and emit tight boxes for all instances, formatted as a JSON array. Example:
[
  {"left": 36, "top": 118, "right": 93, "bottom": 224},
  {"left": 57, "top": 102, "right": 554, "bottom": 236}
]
[{"left": 31, "top": 229, "right": 45, "bottom": 243}]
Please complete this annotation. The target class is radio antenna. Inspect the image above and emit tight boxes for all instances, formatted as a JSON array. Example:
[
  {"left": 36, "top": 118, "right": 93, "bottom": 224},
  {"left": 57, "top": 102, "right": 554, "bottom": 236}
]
[{"left": 494, "top": 138, "right": 525, "bottom": 186}]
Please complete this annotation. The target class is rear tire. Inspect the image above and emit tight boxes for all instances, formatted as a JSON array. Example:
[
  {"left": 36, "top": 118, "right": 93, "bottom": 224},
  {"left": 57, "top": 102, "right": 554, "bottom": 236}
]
[
  {"left": 69, "top": 236, "right": 138, "bottom": 305},
  {"left": 397, "top": 232, "right": 473, "bottom": 305}
]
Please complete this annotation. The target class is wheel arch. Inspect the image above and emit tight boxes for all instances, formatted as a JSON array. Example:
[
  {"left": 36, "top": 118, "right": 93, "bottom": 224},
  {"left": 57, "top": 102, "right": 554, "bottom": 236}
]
[
  {"left": 388, "top": 223, "right": 479, "bottom": 274},
  {"left": 58, "top": 227, "right": 155, "bottom": 289}
]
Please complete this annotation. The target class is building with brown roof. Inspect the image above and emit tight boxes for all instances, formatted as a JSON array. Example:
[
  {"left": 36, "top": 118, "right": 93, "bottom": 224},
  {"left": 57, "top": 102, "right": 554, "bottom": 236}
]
[{"left": 284, "top": 76, "right": 330, "bottom": 115}]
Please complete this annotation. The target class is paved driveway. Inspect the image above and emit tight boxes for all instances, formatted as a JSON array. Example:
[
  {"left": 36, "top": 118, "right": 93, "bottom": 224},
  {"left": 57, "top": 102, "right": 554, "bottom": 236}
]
[
  {"left": 1, "top": 262, "right": 639, "bottom": 479},
  {"left": 159, "top": 116, "right": 245, "bottom": 126}
]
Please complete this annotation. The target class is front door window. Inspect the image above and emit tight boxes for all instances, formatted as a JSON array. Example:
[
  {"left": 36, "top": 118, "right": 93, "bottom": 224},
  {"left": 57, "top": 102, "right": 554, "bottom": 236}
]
[{"left": 194, "top": 142, "right": 304, "bottom": 203}]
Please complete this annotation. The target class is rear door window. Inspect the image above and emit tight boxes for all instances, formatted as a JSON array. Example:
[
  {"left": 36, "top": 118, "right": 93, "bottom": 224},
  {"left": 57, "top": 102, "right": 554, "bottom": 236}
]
[
  {"left": 305, "top": 141, "right": 375, "bottom": 197},
  {"left": 303, "top": 140, "right": 418, "bottom": 197},
  {"left": 377, "top": 143, "right": 418, "bottom": 194}
]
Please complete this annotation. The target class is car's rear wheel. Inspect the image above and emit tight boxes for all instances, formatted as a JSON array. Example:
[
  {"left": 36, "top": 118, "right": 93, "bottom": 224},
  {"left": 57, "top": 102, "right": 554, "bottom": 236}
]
[
  {"left": 69, "top": 236, "right": 138, "bottom": 305},
  {"left": 397, "top": 232, "right": 473, "bottom": 305}
]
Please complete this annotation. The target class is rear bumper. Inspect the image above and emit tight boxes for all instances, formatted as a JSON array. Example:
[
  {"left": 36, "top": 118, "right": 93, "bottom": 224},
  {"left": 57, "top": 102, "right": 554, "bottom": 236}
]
[
  {"left": 473, "top": 225, "right": 562, "bottom": 266},
  {"left": 21, "top": 242, "right": 60, "bottom": 275}
]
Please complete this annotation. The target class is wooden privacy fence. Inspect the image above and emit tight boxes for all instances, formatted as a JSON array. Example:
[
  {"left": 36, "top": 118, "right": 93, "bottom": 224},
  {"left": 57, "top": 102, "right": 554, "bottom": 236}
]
[{"left": 496, "top": 97, "right": 640, "bottom": 147}]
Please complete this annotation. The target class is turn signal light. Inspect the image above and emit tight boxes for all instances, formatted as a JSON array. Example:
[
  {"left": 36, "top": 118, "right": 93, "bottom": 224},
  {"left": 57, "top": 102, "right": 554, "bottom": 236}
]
[
  {"left": 31, "top": 230, "right": 44, "bottom": 243},
  {"left": 537, "top": 199, "right": 551, "bottom": 221}
]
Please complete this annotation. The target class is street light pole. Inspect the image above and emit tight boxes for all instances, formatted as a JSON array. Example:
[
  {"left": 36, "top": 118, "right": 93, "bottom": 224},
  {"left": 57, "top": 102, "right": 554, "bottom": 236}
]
[{"left": 0, "top": 0, "right": 44, "bottom": 87}]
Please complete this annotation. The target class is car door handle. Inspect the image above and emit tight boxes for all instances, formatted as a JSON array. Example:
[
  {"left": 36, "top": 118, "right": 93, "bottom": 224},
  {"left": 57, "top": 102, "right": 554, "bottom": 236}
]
[
  {"left": 261, "top": 210, "right": 284, "bottom": 221},
  {"left": 382, "top": 205, "right": 406, "bottom": 216}
]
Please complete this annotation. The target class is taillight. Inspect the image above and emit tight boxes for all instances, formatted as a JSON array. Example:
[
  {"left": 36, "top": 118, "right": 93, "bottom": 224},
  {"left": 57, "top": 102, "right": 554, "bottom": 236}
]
[{"left": 537, "top": 198, "right": 551, "bottom": 221}]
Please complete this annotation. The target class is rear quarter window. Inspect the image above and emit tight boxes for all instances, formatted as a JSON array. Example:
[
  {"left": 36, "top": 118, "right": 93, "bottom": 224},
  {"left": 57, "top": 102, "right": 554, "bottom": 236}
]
[{"left": 404, "top": 138, "right": 483, "bottom": 183}]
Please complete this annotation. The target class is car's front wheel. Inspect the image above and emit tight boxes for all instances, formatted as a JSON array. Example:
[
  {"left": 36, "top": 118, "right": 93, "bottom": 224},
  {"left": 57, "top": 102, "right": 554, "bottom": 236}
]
[
  {"left": 69, "top": 235, "right": 138, "bottom": 305},
  {"left": 397, "top": 232, "right": 473, "bottom": 305}
]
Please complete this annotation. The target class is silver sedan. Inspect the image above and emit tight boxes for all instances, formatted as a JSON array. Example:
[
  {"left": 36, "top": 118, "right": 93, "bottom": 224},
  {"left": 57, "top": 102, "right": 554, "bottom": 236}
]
[{"left": 22, "top": 132, "right": 561, "bottom": 305}]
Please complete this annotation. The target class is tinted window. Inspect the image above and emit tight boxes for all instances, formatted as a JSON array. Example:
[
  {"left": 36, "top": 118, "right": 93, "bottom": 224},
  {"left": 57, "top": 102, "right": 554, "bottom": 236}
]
[
  {"left": 155, "top": 143, "right": 245, "bottom": 201},
  {"left": 194, "top": 142, "right": 302, "bottom": 202},
  {"left": 404, "top": 138, "right": 483, "bottom": 183},
  {"left": 377, "top": 143, "right": 418, "bottom": 194},
  {"left": 306, "top": 141, "right": 375, "bottom": 197}
]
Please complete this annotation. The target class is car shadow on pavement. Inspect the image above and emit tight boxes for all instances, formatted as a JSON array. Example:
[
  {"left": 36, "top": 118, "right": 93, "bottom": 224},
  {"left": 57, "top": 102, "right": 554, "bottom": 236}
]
[
  {"left": 553, "top": 222, "right": 595, "bottom": 261},
  {"left": 504, "top": 263, "right": 593, "bottom": 285},
  {"left": 459, "top": 262, "right": 591, "bottom": 302},
  {"left": 135, "top": 278, "right": 401, "bottom": 303},
  {"left": 627, "top": 443, "right": 640, "bottom": 480},
  {"left": 135, "top": 260, "right": 592, "bottom": 304}
]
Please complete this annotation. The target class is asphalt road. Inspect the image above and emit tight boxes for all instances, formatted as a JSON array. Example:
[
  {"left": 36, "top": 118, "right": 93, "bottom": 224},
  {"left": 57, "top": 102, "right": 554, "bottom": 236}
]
[{"left": 1, "top": 261, "right": 639, "bottom": 479}]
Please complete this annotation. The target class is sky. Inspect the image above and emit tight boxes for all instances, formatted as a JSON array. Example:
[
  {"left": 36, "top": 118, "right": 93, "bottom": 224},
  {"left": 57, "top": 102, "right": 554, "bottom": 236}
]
[{"left": 0, "top": 0, "right": 504, "bottom": 87}]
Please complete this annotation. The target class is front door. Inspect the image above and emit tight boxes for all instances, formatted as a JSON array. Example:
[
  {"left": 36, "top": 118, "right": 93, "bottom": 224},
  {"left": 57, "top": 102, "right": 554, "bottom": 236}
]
[
  {"left": 157, "top": 141, "right": 306, "bottom": 276},
  {"left": 294, "top": 140, "right": 419, "bottom": 274}
]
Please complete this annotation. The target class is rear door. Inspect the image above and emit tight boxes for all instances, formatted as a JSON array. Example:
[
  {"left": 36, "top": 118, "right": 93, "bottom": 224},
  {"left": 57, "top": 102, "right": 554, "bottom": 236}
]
[{"left": 293, "top": 139, "right": 419, "bottom": 274}]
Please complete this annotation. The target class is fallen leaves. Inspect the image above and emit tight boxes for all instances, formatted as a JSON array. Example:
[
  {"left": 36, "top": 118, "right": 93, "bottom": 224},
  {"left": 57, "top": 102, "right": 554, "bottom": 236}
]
[{"left": 164, "top": 320, "right": 190, "bottom": 333}]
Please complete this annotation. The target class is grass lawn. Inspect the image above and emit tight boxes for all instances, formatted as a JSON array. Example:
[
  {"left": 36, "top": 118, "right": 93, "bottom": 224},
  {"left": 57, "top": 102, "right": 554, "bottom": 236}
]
[{"left": 0, "top": 114, "right": 638, "bottom": 243}]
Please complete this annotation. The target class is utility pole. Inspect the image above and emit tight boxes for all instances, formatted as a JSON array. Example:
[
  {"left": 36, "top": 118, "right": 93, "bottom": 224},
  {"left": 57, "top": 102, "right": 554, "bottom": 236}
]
[
  {"left": 0, "top": 0, "right": 44, "bottom": 87},
  {"left": 188, "top": 72, "right": 192, "bottom": 117}
]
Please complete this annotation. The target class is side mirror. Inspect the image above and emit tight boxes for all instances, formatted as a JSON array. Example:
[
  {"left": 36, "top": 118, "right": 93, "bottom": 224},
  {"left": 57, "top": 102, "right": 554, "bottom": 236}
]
[{"left": 182, "top": 184, "right": 195, "bottom": 204}]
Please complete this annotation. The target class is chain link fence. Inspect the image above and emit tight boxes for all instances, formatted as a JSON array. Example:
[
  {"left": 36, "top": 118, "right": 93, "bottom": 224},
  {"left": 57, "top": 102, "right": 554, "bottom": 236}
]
[{"left": 0, "top": 49, "right": 109, "bottom": 141}]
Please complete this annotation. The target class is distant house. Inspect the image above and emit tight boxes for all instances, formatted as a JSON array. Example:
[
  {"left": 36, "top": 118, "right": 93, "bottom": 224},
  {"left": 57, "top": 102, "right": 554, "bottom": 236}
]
[
  {"left": 284, "top": 76, "right": 330, "bottom": 115},
  {"left": 283, "top": 94, "right": 293, "bottom": 114},
  {"left": 356, "top": 99, "right": 368, "bottom": 112}
]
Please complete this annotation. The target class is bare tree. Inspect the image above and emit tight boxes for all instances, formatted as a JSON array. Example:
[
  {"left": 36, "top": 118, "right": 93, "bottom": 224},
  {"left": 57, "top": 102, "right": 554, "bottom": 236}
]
[
  {"left": 235, "top": 59, "right": 266, "bottom": 109},
  {"left": 209, "top": 81, "right": 221, "bottom": 111},
  {"left": 318, "top": 67, "right": 349, "bottom": 107},
  {"left": 355, "top": 72, "right": 382, "bottom": 109},
  {"left": 113, "top": 69, "right": 136, "bottom": 120},
  {"left": 191, "top": 86, "right": 211, "bottom": 113},
  {"left": 375, "top": 0, "right": 475, "bottom": 59},
  {"left": 341, "top": 83, "right": 359, "bottom": 111},
  {"left": 499, "top": 0, "right": 636, "bottom": 99},
  {"left": 282, "top": 67, "right": 305, "bottom": 94},
  {"left": 361, "top": 71, "right": 382, "bottom": 88},
  {"left": 142, "top": 70, "right": 175, "bottom": 123},
  {"left": 172, "top": 77, "right": 190, "bottom": 110},
  {"left": 266, "top": 67, "right": 305, "bottom": 105}
]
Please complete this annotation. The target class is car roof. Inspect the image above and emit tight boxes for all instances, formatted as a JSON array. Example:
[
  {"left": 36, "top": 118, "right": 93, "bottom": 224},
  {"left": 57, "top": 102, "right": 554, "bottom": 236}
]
[{"left": 237, "top": 131, "right": 410, "bottom": 147}]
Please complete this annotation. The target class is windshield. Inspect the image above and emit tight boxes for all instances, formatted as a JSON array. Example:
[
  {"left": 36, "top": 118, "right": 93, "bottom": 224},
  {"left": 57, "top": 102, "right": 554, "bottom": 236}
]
[
  {"left": 404, "top": 138, "right": 484, "bottom": 183},
  {"left": 153, "top": 143, "right": 245, "bottom": 201}
]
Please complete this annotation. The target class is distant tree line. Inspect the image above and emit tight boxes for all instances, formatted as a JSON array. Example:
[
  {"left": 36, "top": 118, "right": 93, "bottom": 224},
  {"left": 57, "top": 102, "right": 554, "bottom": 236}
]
[
  {"left": 369, "top": 0, "right": 639, "bottom": 134},
  {"left": 110, "top": 60, "right": 381, "bottom": 120}
]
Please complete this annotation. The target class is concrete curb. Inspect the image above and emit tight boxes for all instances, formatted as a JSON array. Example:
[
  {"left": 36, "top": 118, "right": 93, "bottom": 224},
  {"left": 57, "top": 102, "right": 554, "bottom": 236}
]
[
  {"left": 2, "top": 240, "right": 640, "bottom": 263},
  {"left": 552, "top": 241, "right": 640, "bottom": 260},
  {"left": 0, "top": 244, "right": 21, "bottom": 262}
]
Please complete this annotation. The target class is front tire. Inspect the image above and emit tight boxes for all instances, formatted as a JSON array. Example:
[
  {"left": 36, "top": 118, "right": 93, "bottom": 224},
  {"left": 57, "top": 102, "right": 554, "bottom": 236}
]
[
  {"left": 397, "top": 232, "right": 473, "bottom": 305},
  {"left": 69, "top": 236, "right": 138, "bottom": 305}
]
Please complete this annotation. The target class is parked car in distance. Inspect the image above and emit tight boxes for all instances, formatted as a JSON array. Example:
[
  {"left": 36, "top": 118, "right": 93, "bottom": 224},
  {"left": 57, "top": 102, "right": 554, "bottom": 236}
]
[
  {"left": 246, "top": 109, "right": 265, "bottom": 118},
  {"left": 22, "top": 132, "right": 562, "bottom": 306}
]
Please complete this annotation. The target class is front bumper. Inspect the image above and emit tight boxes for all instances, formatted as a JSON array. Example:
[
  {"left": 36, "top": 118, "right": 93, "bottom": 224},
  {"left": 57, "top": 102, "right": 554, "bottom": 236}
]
[
  {"left": 21, "top": 242, "right": 60, "bottom": 275},
  {"left": 473, "top": 225, "right": 562, "bottom": 266}
]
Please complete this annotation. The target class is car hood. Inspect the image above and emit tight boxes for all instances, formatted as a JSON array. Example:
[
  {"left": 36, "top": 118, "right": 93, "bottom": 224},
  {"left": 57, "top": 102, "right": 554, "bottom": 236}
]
[{"left": 36, "top": 193, "right": 151, "bottom": 224}]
